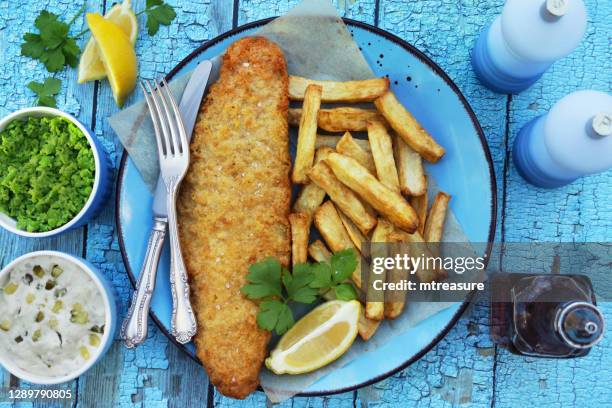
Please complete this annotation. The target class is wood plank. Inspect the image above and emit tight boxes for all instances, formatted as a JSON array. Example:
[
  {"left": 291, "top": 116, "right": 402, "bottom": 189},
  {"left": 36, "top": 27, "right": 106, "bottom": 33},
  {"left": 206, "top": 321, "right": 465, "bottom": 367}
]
[
  {"left": 0, "top": 1, "right": 103, "bottom": 405},
  {"left": 495, "top": 0, "right": 612, "bottom": 405},
  {"left": 74, "top": 0, "right": 235, "bottom": 407},
  {"left": 237, "top": 0, "right": 377, "bottom": 26},
  {"left": 214, "top": 391, "right": 356, "bottom": 408}
]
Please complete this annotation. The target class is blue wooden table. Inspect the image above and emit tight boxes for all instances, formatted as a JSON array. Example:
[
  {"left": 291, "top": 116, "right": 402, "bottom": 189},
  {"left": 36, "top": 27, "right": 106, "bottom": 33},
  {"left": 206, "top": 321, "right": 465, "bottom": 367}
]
[{"left": 0, "top": 0, "right": 610, "bottom": 406}]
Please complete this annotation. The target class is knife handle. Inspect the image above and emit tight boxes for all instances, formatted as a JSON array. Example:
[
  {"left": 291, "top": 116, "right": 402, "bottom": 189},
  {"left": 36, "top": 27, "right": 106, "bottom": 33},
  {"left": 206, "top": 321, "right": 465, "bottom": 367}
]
[
  {"left": 167, "top": 188, "right": 197, "bottom": 344},
  {"left": 121, "top": 218, "right": 167, "bottom": 348}
]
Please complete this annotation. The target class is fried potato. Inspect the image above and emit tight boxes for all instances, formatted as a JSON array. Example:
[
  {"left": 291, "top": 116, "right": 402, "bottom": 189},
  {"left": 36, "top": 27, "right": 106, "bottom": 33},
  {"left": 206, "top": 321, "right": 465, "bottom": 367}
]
[
  {"left": 316, "top": 135, "right": 371, "bottom": 152},
  {"left": 313, "top": 202, "right": 353, "bottom": 253},
  {"left": 366, "top": 218, "right": 395, "bottom": 320},
  {"left": 308, "top": 239, "right": 333, "bottom": 263},
  {"left": 289, "top": 213, "right": 310, "bottom": 266},
  {"left": 338, "top": 210, "right": 367, "bottom": 253},
  {"left": 319, "top": 107, "right": 385, "bottom": 132},
  {"left": 410, "top": 191, "right": 428, "bottom": 236},
  {"left": 288, "top": 107, "right": 384, "bottom": 132},
  {"left": 359, "top": 309, "right": 381, "bottom": 341},
  {"left": 336, "top": 132, "right": 376, "bottom": 174},
  {"left": 374, "top": 91, "right": 445, "bottom": 163},
  {"left": 309, "top": 160, "right": 377, "bottom": 236},
  {"left": 314, "top": 146, "right": 336, "bottom": 164},
  {"left": 325, "top": 153, "right": 418, "bottom": 233},
  {"left": 384, "top": 241, "right": 407, "bottom": 319},
  {"left": 289, "top": 75, "right": 390, "bottom": 103},
  {"left": 292, "top": 84, "right": 322, "bottom": 184},
  {"left": 367, "top": 120, "right": 400, "bottom": 193},
  {"left": 394, "top": 135, "right": 427, "bottom": 196},
  {"left": 389, "top": 229, "right": 448, "bottom": 283},
  {"left": 424, "top": 191, "right": 451, "bottom": 258},
  {"left": 371, "top": 218, "right": 396, "bottom": 242},
  {"left": 314, "top": 201, "right": 362, "bottom": 289},
  {"left": 293, "top": 183, "right": 326, "bottom": 223}
]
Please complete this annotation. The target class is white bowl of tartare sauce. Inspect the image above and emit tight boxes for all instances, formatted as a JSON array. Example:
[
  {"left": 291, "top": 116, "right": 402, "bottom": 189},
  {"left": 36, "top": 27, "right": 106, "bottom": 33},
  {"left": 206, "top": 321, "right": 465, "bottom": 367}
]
[{"left": 0, "top": 251, "right": 116, "bottom": 384}]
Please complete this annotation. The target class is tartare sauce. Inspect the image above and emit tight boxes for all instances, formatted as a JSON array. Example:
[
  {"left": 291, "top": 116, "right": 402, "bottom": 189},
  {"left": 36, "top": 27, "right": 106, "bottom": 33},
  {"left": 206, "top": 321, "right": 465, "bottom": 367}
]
[{"left": 0, "top": 257, "right": 105, "bottom": 377}]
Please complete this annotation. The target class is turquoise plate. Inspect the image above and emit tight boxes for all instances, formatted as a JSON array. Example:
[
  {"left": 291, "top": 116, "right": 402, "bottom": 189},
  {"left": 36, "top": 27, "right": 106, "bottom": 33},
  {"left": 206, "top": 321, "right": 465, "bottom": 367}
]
[{"left": 116, "top": 18, "right": 496, "bottom": 396}]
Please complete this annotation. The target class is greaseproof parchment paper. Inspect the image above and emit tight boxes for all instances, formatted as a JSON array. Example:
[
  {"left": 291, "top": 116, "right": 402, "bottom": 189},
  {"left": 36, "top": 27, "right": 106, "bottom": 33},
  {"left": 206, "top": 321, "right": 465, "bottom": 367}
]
[{"left": 108, "top": 0, "right": 471, "bottom": 402}]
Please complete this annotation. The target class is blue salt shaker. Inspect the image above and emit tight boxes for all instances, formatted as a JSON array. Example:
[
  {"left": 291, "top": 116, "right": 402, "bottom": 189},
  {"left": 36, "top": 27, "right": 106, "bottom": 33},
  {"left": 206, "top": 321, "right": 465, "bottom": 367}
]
[
  {"left": 472, "top": 0, "right": 587, "bottom": 94},
  {"left": 513, "top": 90, "right": 612, "bottom": 188}
]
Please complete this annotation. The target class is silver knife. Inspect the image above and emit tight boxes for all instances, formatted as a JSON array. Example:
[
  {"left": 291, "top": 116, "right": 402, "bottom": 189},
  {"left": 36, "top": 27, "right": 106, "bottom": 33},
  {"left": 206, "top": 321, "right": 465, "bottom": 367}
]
[{"left": 121, "top": 59, "right": 214, "bottom": 348}]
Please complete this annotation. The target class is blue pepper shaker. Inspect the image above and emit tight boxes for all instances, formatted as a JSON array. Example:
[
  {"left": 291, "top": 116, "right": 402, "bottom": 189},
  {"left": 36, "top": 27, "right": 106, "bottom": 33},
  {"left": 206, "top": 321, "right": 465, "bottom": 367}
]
[
  {"left": 472, "top": 0, "right": 587, "bottom": 94},
  {"left": 513, "top": 90, "right": 612, "bottom": 188}
]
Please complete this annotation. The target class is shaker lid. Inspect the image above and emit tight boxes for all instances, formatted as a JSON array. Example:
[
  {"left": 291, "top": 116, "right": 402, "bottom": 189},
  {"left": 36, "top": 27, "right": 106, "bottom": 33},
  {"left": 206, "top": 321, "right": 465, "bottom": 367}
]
[
  {"left": 556, "top": 301, "right": 605, "bottom": 349},
  {"left": 501, "top": 0, "right": 587, "bottom": 62},
  {"left": 592, "top": 112, "right": 612, "bottom": 137},
  {"left": 544, "top": 90, "right": 612, "bottom": 174},
  {"left": 546, "top": 0, "right": 569, "bottom": 17}
]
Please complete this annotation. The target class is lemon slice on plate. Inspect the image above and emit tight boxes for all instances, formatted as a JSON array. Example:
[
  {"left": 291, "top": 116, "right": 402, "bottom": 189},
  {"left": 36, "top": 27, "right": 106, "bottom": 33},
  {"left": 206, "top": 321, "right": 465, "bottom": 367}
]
[
  {"left": 78, "top": 0, "right": 137, "bottom": 84},
  {"left": 266, "top": 300, "right": 361, "bottom": 375},
  {"left": 86, "top": 12, "right": 137, "bottom": 107}
]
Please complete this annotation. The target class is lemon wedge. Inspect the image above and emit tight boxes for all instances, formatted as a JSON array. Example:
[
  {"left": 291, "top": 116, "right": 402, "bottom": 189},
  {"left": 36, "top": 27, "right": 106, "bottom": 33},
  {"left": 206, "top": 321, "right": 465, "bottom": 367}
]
[
  {"left": 78, "top": 0, "right": 137, "bottom": 84},
  {"left": 86, "top": 13, "right": 137, "bottom": 107},
  {"left": 265, "top": 300, "right": 361, "bottom": 375}
]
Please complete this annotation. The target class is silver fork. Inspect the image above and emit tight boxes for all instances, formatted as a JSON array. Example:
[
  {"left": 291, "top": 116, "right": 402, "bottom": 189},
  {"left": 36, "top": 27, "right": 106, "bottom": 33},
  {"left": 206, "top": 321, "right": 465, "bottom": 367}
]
[{"left": 140, "top": 79, "right": 197, "bottom": 344}]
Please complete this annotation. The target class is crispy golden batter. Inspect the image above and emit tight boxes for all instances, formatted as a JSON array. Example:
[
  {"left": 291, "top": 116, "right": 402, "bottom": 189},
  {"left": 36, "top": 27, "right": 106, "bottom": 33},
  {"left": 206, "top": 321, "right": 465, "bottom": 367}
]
[{"left": 177, "top": 37, "right": 290, "bottom": 399}]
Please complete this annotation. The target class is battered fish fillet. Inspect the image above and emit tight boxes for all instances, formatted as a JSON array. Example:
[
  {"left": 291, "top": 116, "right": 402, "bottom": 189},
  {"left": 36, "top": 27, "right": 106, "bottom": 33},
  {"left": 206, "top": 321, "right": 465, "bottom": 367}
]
[{"left": 177, "top": 37, "right": 291, "bottom": 399}]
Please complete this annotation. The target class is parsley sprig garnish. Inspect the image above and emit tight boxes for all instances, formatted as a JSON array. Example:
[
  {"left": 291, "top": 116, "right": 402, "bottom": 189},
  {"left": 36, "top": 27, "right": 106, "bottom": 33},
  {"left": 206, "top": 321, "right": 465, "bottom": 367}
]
[
  {"left": 142, "top": 0, "right": 177, "bottom": 36},
  {"left": 241, "top": 249, "right": 359, "bottom": 335},
  {"left": 21, "top": 7, "right": 85, "bottom": 73},
  {"left": 27, "top": 77, "right": 62, "bottom": 107},
  {"left": 20, "top": 1, "right": 177, "bottom": 107}
]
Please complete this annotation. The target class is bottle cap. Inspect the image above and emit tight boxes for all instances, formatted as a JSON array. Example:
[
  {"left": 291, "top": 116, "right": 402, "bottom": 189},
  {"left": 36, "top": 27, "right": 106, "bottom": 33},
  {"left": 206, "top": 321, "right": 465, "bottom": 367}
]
[
  {"left": 592, "top": 112, "right": 612, "bottom": 137},
  {"left": 501, "top": 0, "right": 587, "bottom": 62},
  {"left": 546, "top": 0, "right": 570, "bottom": 17},
  {"left": 556, "top": 301, "right": 605, "bottom": 349},
  {"left": 545, "top": 90, "right": 612, "bottom": 174}
]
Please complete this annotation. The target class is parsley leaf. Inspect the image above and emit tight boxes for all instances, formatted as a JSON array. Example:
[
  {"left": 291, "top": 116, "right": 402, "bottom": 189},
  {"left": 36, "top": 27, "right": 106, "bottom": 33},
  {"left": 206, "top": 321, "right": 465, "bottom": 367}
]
[
  {"left": 62, "top": 38, "right": 81, "bottom": 67},
  {"left": 38, "top": 13, "right": 69, "bottom": 49},
  {"left": 40, "top": 48, "right": 65, "bottom": 72},
  {"left": 35, "top": 10, "right": 60, "bottom": 31},
  {"left": 240, "top": 257, "right": 282, "bottom": 299},
  {"left": 21, "top": 10, "right": 81, "bottom": 72},
  {"left": 309, "top": 262, "right": 332, "bottom": 289},
  {"left": 331, "top": 248, "right": 358, "bottom": 284},
  {"left": 334, "top": 283, "right": 358, "bottom": 301},
  {"left": 256, "top": 300, "right": 294, "bottom": 335},
  {"left": 284, "top": 264, "right": 318, "bottom": 304},
  {"left": 145, "top": 0, "right": 177, "bottom": 36},
  {"left": 21, "top": 33, "right": 45, "bottom": 58},
  {"left": 27, "top": 77, "right": 61, "bottom": 107}
]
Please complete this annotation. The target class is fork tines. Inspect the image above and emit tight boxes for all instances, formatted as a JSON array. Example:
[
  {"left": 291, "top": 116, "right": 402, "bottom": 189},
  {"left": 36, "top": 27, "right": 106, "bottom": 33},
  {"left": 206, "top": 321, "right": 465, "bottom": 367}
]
[{"left": 140, "top": 78, "right": 188, "bottom": 160}]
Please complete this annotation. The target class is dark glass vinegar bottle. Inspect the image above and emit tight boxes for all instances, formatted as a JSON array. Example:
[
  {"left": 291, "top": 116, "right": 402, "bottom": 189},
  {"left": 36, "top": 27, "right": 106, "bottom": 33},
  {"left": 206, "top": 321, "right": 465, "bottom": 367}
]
[{"left": 490, "top": 273, "right": 605, "bottom": 358}]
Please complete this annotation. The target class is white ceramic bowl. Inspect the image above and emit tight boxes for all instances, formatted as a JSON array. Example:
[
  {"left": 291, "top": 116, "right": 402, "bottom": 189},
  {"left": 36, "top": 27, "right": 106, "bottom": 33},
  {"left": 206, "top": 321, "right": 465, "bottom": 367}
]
[
  {"left": 0, "top": 251, "right": 117, "bottom": 384},
  {"left": 0, "top": 107, "right": 112, "bottom": 238}
]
